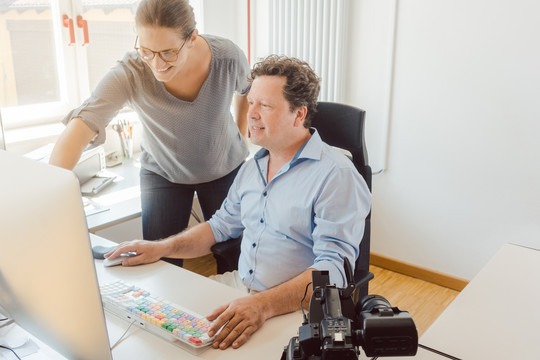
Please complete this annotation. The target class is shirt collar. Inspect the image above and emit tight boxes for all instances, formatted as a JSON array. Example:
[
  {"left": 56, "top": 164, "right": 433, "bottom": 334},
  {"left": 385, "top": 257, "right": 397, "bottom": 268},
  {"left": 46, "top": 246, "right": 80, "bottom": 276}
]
[{"left": 253, "top": 128, "right": 323, "bottom": 163}]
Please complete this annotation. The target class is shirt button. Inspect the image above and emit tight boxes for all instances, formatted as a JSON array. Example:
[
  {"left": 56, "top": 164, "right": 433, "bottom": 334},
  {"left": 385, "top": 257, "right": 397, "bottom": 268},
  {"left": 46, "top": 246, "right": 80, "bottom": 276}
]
[
  {"left": 260, "top": 218, "right": 264, "bottom": 223},
  {"left": 263, "top": 191, "right": 267, "bottom": 196},
  {"left": 249, "top": 269, "right": 253, "bottom": 274},
  {"left": 252, "top": 243, "right": 256, "bottom": 248}
]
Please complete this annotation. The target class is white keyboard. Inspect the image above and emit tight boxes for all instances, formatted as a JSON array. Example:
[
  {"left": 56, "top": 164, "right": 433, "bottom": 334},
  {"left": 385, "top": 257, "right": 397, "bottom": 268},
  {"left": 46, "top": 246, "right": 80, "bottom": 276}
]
[{"left": 100, "top": 281, "right": 214, "bottom": 355}]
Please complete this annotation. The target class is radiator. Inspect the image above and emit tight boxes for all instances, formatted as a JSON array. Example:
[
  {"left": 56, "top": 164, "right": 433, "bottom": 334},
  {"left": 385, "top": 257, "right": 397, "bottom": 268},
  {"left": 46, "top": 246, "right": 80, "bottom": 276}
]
[{"left": 267, "top": 0, "right": 347, "bottom": 102}]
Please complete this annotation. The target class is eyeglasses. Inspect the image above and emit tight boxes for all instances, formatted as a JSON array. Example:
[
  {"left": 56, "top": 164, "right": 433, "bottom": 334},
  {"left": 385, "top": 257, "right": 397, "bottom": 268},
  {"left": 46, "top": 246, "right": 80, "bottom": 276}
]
[{"left": 134, "top": 36, "right": 188, "bottom": 63}]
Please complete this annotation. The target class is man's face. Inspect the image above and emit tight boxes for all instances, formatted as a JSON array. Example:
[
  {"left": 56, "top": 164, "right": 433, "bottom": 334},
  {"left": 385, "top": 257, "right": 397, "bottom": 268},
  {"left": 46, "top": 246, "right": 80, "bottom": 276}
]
[{"left": 247, "top": 76, "right": 302, "bottom": 150}]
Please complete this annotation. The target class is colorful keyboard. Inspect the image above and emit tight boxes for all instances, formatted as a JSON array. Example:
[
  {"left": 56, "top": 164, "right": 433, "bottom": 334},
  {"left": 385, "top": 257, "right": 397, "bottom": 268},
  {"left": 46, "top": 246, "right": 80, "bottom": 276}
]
[{"left": 100, "top": 280, "right": 214, "bottom": 355}]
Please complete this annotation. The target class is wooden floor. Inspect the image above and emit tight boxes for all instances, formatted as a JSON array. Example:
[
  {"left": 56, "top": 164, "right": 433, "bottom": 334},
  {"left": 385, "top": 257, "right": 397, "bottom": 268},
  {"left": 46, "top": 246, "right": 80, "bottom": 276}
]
[
  {"left": 184, "top": 254, "right": 460, "bottom": 337},
  {"left": 184, "top": 253, "right": 217, "bottom": 277},
  {"left": 368, "top": 265, "right": 459, "bottom": 337}
]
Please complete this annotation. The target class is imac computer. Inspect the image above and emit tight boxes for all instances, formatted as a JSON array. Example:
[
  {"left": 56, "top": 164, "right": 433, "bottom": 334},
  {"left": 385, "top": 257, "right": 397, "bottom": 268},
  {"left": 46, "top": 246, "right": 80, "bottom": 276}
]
[
  {"left": 0, "top": 150, "right": 113, "bottom": 359},
  {"left": 0, "top": 110, "right": 6, "bottom": 150}
]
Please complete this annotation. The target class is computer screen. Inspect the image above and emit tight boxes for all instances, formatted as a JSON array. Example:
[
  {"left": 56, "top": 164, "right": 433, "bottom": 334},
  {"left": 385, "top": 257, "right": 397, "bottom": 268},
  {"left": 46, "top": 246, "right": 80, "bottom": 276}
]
[
  {"left": 0, "top": 150, "right": 113, "bottom": 360},
  {"left": 0, "top": 111, "right": 6, "bottom": 150}
]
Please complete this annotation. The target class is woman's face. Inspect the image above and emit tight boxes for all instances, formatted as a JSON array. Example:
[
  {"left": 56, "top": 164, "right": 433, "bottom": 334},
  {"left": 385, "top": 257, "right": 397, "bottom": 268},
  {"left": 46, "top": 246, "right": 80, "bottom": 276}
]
[{"left": 136, "top": 26, "right": 194, "bottom": 83}]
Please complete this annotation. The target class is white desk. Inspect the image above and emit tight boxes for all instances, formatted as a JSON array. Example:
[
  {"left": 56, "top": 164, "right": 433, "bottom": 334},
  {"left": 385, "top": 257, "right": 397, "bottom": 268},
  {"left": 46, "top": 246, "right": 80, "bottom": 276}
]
[
  {"left": 85, "top": 159, "right": 142, "bottom": 233},
  {"left": 92, "top": 235, "right": 303, "bottom": 360},
  {"left": 85, "top": 158, "right": 201, "bottom": 239},
  {"left": 12, "top": 239, "right": 539, "bottom": 360},
  {"left": 7, "top": 234, "right": 302, "bottom": 359},
  {"left": 395, "top": 243, "right": 540, "bottom": 360},
  {"left": 92, "top": 242, "right": 540, "bottom": 360}
]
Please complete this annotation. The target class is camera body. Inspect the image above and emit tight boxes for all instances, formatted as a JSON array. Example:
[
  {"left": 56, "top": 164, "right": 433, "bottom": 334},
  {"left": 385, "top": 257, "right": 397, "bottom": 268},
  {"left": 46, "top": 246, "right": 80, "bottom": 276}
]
[{"left": 282, "top": 260, "right": 418, "bottom": 359}]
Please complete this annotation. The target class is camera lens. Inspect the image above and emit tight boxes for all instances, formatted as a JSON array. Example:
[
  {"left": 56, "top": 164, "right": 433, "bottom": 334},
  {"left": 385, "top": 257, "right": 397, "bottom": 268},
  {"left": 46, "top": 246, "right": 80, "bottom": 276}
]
[{"left": 360, "top": 295, "right": 392, "bottom": 312}]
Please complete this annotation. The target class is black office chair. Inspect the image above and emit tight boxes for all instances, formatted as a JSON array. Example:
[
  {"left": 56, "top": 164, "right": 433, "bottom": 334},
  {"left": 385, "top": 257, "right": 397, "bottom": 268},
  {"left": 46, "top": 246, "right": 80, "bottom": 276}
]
[{"left": 211, "top": 102, "right": 372, "bottom": 302}]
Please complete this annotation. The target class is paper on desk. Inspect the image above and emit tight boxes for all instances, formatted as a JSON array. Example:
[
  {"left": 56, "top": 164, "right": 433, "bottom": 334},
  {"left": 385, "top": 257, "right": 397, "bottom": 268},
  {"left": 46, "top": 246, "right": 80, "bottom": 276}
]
[
  {"left": 0, "top": 340, "right": 39, "bottom": 360},
  {"left": 0, "top": 323, "right": 39, "bottom": 359},
  {"left": 83, "top": 197, "right": 109, "bottom": 216},
  {"left": 80, "top": 176, "right": 116, "bottom": 196}
]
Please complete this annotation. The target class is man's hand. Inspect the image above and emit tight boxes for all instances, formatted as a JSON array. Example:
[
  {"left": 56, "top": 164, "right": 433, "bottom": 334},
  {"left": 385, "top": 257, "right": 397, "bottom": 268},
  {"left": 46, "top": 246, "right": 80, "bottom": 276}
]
[
  {"left": 104, "top": 239, "right": 167, "bottom": 266},
  {"left": 206, "top": 269, "right": 315, "bottom": 349},
  {"left": 206, "top": 295, "right": 268, "bottom": 349},
  {"left": 103, "top": 222, "right": 217, "bottom": 266}
]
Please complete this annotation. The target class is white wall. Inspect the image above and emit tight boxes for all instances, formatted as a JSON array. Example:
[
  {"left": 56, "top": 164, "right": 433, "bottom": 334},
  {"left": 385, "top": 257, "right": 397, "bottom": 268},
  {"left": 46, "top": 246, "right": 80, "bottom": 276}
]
[
  {"left": 201, "top": 0, "right": 540, "bottom": 280},
  {"left": 202, "top": 0, "right": 249, "bottom": 58},
  {"left": 345, "top": 0, "right": 540, "bottom": 280}
]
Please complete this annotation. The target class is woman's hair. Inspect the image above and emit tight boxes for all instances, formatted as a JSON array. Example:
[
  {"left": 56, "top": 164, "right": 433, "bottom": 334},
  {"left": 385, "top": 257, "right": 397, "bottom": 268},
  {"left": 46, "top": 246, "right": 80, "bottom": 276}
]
[
  {"left": 135, "top": 0, "right": 196, "bottom": 39},
  {"left": 249, "top": 55, "right": 320, "bottom": 127}
]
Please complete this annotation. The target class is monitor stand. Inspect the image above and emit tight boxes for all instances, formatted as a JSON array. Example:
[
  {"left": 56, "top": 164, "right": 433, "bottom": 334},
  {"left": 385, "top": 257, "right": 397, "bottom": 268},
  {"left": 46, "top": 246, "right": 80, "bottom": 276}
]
[{"left": 0, "top": 320, "right": 40, "bottom": 358}]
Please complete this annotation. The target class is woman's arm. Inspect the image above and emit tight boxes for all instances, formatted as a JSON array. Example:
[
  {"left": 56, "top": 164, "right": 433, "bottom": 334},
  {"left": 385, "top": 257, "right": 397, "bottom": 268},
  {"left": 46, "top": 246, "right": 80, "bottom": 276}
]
[
  {"left": 233, "top": 93, "right": 249, "bottom": 142},
  {"left": 49, "top": 117, "right": 97, "bottom": 170}
]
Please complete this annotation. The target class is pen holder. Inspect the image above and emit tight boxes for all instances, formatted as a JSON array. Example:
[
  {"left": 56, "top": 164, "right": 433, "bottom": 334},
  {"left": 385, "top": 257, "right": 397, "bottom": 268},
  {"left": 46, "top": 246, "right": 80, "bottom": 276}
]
[
  {"left": 125, "top": 138, "right": 133, "bottom": 159},
  {"left": 113, "top": 120, "right": 134, "bottom": 159}
]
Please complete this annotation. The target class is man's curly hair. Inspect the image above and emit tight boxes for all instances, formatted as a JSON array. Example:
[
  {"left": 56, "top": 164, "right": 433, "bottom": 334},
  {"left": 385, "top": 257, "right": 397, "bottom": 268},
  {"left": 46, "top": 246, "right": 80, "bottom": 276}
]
[{"left": 249, "top": 55, "right": 321, "bottom": 128}]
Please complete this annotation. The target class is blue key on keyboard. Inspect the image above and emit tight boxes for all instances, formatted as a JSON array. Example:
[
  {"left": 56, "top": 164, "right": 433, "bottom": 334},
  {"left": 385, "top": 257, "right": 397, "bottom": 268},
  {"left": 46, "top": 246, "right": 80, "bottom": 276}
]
[{"left": 100, "top": 281, "right": 214, "bottom": 355}]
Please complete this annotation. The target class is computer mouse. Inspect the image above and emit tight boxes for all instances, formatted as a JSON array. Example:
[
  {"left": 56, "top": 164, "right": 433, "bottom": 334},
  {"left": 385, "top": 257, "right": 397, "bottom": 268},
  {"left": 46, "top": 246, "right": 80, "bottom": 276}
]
[
  {"left": 102, "top": 252, "right": 136, "bottom": 267},
  {"left": 92, "top": 245, "right": 118, "bottom": 260}
]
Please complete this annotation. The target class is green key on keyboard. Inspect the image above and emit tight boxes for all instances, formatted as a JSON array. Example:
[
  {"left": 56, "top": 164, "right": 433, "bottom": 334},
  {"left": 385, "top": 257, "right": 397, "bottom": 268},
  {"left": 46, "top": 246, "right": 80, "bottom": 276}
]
[{"left": 100, "top": 280, "right": 214, "bottom": 354}]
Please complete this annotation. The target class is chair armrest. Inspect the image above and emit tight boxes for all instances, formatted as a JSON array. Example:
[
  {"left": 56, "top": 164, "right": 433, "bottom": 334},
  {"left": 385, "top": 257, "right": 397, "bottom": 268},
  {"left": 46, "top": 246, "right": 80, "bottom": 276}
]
[{"left": 210, "top": 236, "right": 242, "bottom": 274}]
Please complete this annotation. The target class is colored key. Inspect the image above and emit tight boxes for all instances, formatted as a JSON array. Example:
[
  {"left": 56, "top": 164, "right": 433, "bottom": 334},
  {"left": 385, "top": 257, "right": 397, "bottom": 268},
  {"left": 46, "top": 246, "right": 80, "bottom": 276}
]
[{"left": 100, "top": 281, "right": 213, "bottom": 351}]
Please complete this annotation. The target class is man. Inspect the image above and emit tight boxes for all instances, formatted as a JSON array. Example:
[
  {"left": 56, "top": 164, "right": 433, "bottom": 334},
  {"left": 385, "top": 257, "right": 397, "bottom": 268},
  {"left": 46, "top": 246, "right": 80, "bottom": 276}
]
[{"left": 106, "top": 55, "right": 371, "bottom": 350}]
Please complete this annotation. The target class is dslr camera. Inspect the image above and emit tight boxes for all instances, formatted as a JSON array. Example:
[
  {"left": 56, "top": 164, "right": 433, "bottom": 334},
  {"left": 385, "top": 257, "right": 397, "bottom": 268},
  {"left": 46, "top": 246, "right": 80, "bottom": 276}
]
[{"left": 281, "top": 258, "right": 418, "bottom": 359}]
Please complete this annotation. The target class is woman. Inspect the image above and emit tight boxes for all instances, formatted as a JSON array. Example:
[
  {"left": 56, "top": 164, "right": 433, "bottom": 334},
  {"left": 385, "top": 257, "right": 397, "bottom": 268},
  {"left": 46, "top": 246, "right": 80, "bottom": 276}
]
[{"left": 49, "top": 0, "right": 250, "bottom": 266}]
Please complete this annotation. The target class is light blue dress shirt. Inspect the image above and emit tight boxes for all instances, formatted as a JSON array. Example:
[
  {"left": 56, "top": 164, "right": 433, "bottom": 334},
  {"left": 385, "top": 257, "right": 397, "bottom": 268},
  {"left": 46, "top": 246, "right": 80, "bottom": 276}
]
[{"left": 208, "top": 129, "right": 371, "bottom": 291}]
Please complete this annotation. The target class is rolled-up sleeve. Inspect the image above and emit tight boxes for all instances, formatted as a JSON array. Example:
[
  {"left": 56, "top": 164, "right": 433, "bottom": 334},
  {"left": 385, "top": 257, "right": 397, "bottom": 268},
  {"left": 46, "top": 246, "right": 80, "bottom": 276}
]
[
  {"left": 233, "top": 45, "right": 251, "bottom": 96},
  {"left": 62, "top": 60, "right": 132, "bottom": 145},
  {"left": 311, "top": 167, "right": 371, "bottom": 287}
]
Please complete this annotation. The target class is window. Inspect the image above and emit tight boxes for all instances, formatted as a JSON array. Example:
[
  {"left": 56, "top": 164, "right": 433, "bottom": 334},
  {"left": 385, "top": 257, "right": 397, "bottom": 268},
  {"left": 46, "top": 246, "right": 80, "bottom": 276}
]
[
  {"left": 0, "top": 0, "right": 203, "bottom": 132},
  {"left": 0, "top": 0, "right": 139, "bottom": 129}
]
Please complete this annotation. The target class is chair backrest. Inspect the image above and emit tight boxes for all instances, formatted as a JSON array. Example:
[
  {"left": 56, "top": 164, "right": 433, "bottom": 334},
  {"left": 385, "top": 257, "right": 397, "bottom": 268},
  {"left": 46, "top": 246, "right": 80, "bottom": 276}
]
[{"left": 311, "top": 102, "right": 372, "bottom": 302}]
